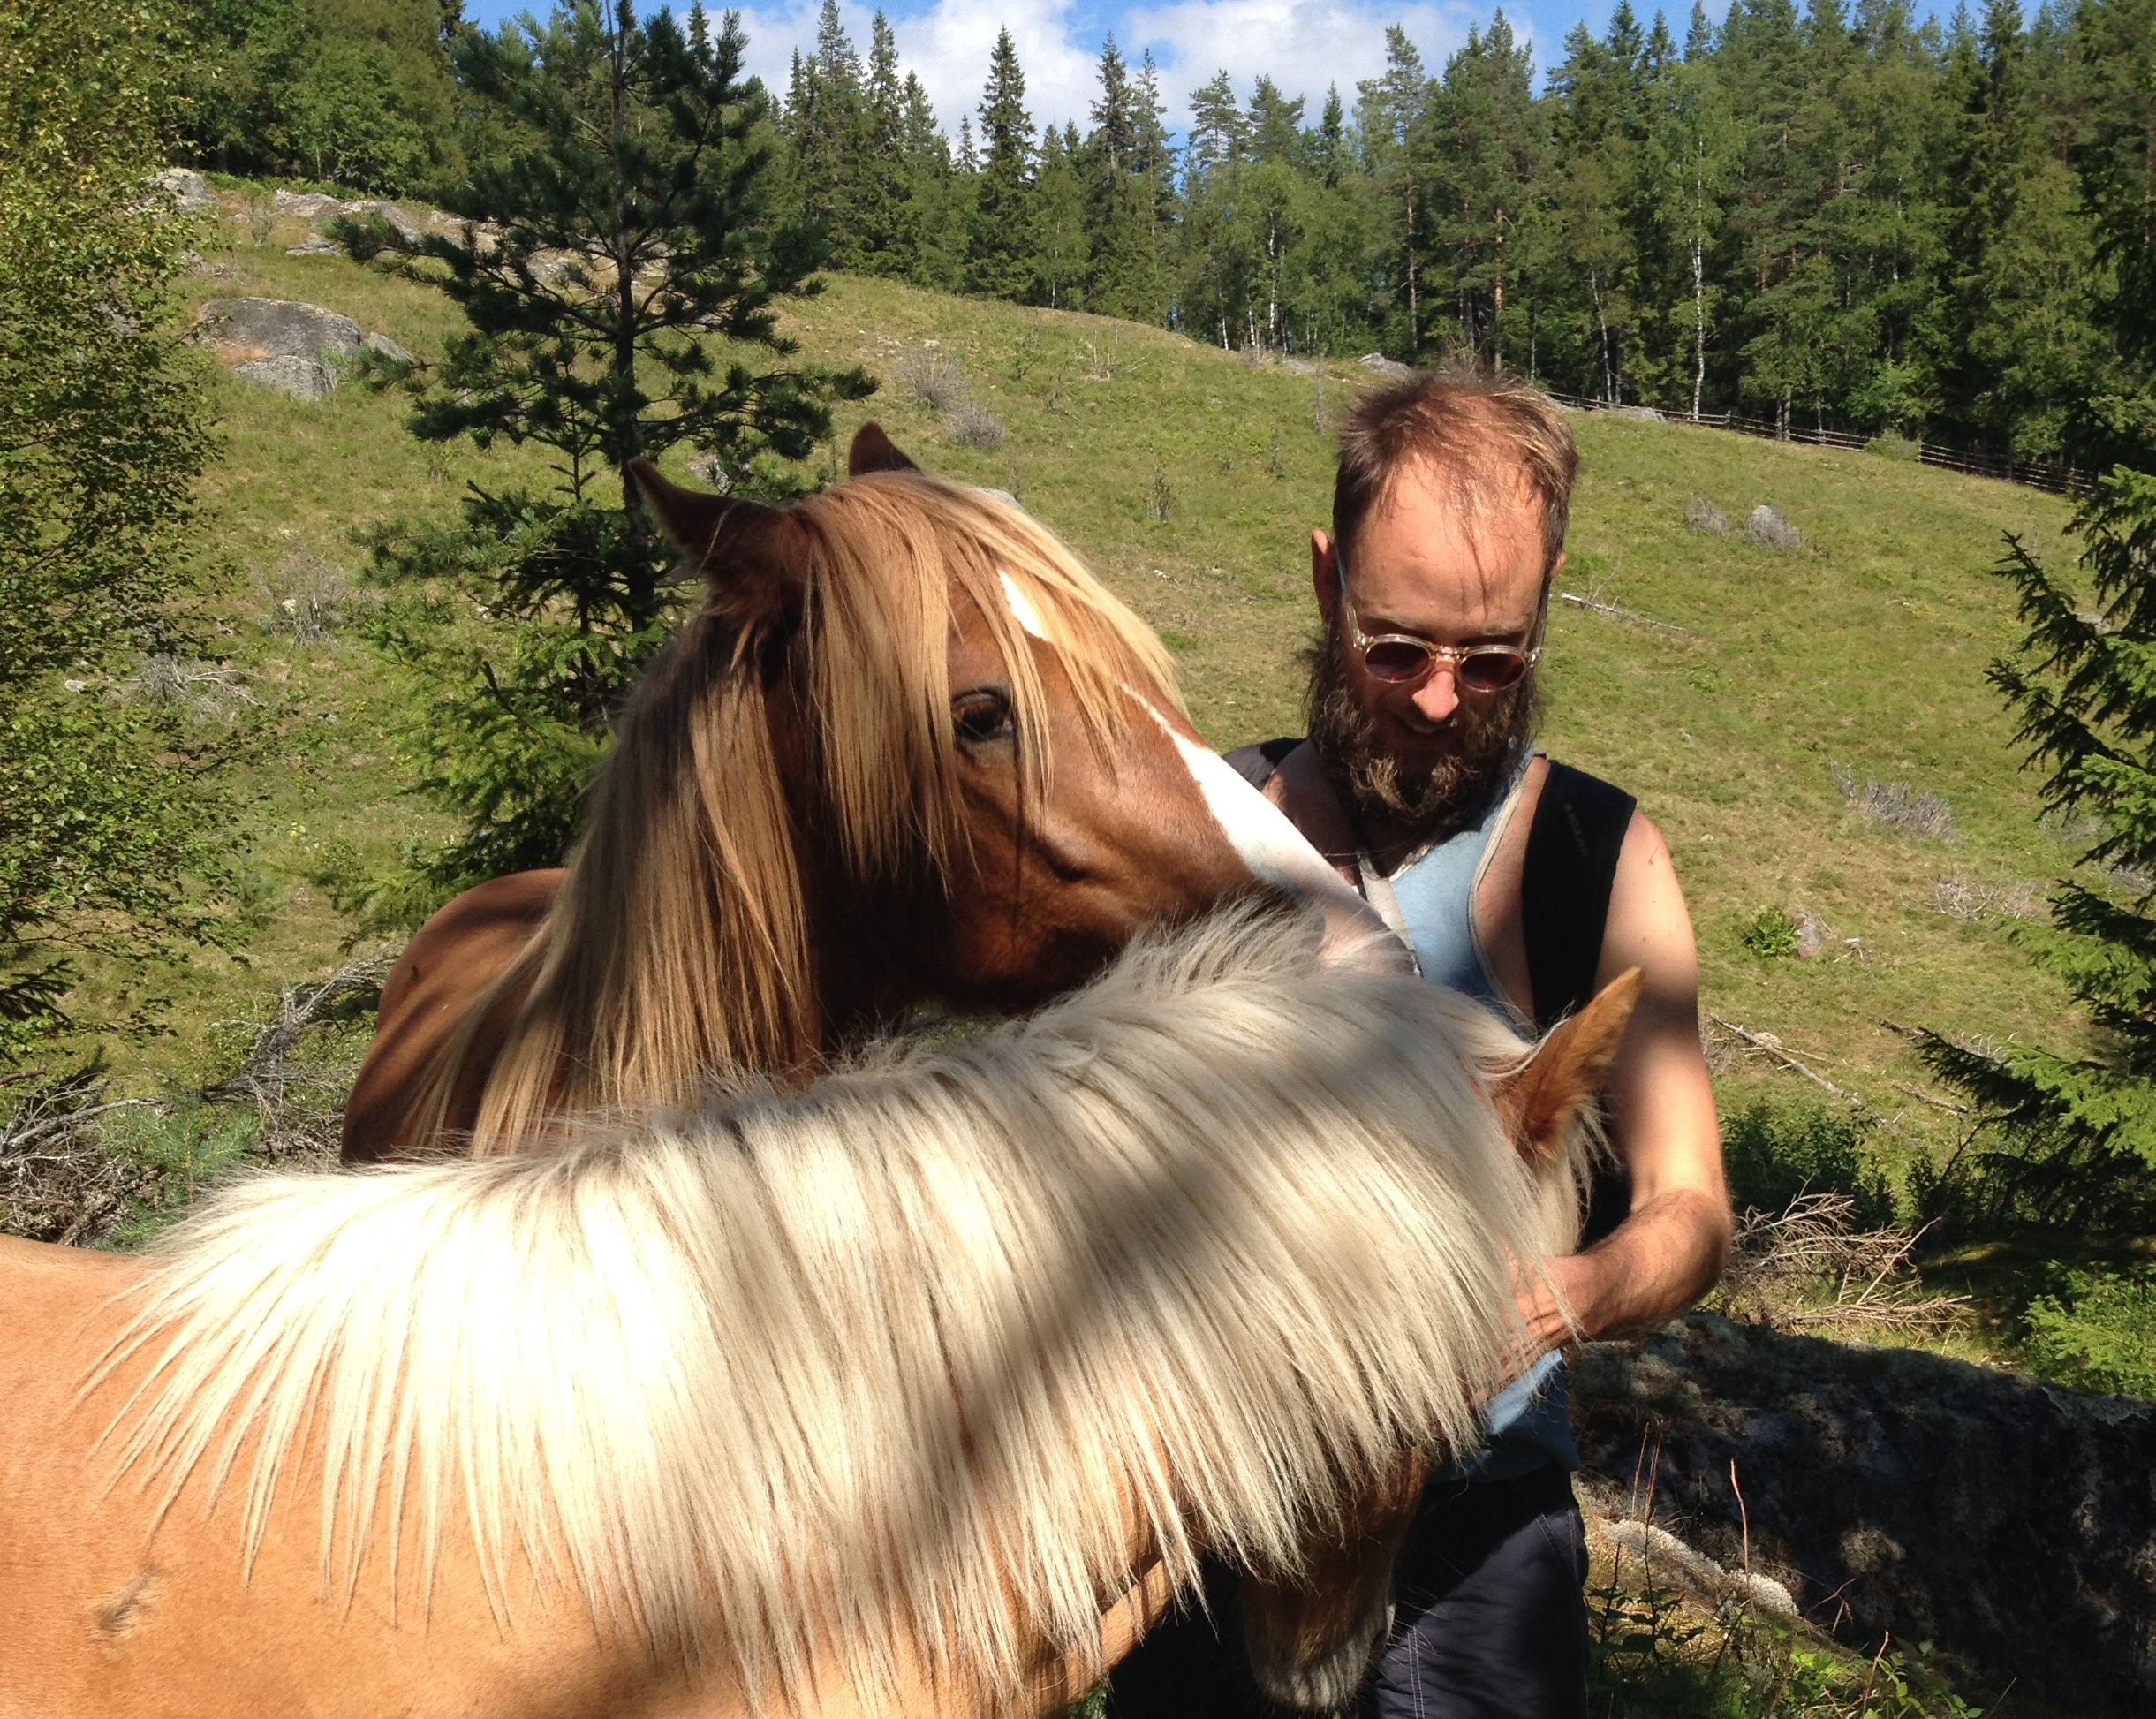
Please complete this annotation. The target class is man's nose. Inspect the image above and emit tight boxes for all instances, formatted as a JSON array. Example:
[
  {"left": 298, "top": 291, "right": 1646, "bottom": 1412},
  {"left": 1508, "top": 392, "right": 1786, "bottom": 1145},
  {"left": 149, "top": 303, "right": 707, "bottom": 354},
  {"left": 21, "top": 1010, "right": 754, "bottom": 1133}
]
[{"left": 1410, "top": 666, "right": 1460, "bottom": 724}]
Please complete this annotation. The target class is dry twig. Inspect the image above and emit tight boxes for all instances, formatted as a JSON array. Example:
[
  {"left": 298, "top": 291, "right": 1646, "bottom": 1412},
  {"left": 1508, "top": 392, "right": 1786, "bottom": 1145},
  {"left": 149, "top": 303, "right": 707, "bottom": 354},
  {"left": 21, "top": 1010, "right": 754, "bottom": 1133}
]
[
  {"left": 1711, "top": 1192, "right": 1966, "bottom": 1338},
  {"left": 200, "top": 945, "right": 400, "bottom": 1159}
]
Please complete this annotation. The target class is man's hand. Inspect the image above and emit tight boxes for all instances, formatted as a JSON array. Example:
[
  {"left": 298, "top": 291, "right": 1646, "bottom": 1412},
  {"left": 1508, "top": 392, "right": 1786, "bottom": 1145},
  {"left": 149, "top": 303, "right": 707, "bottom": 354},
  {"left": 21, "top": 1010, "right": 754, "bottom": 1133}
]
[{"left": 1514, "top": 810, "right": 1732, "bottom": 1358}]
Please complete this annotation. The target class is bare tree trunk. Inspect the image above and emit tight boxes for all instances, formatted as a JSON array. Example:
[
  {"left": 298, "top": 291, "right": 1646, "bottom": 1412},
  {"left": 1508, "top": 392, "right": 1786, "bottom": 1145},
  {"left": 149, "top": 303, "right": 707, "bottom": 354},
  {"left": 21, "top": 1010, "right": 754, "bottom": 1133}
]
[
  {"left": 1492, "top": 202, "right": 1505, "bottom": 371},
  {"left": 1592, "top": 270, "right": 1614, "bottom": 404},
  {"left": 1404, "top": 190, "right": 1418, "bottom": 355},
  {"left": 1691, "top": 232, "right": 1706, "bottom": 422}
]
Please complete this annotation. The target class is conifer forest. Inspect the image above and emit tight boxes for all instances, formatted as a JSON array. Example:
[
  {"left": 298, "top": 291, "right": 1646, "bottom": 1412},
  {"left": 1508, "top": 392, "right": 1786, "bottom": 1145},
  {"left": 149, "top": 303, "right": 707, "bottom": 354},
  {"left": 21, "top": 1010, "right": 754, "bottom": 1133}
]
[{"left": 184, "top": 0, "right": 2156, "bottom": 473}]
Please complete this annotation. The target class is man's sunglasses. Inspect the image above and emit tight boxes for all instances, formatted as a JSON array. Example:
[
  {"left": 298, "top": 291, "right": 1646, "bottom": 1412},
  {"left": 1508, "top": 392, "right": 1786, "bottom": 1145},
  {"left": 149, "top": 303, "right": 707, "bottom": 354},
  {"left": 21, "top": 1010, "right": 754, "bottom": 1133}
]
[{"left": 1336, "top": 563, "right": 1543, "bottom": 693}]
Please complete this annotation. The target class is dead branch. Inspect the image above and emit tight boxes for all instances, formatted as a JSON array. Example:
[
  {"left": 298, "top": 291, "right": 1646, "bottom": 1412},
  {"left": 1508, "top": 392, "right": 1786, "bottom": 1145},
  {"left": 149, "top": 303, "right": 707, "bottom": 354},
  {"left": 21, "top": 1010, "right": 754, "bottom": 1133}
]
[{"left": 1557, "top": 590, "right": 1696, "bottom": 637}]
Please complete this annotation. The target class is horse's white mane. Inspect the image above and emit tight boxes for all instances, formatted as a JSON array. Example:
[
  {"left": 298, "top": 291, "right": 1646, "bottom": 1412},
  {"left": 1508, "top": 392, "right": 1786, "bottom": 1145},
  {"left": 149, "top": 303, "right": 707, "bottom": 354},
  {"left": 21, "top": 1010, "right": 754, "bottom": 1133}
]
[{"left": 100, "top": 910, "right": 1585, "bottom": 1708}]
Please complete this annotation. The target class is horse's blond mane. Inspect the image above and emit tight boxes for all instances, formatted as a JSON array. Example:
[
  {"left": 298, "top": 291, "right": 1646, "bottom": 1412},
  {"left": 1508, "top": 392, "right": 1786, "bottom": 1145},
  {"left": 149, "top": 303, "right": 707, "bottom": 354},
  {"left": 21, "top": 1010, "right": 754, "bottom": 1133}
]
[
  {"left": 102, "top": 912, "right": 1585, "bottom": 1712},
  {"left": 426, "top": 473, "right": 1183, "bottom": 1155}
]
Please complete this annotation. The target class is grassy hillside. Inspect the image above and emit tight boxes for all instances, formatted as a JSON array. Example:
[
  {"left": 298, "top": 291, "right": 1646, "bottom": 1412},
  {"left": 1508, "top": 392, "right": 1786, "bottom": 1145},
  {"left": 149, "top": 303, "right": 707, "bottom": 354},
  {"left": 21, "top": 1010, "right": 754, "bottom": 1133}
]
[{"left": 86, "top": 216, "right": 2095, "bottom": 1205}]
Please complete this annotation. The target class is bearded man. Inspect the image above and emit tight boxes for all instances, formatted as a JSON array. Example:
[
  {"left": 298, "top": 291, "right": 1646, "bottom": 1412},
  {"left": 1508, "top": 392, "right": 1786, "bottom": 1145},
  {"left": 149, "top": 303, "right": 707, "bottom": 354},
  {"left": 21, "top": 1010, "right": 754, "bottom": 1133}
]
[{"left": 1108, "top": 370, "right": 1731, "bottom": 1719}]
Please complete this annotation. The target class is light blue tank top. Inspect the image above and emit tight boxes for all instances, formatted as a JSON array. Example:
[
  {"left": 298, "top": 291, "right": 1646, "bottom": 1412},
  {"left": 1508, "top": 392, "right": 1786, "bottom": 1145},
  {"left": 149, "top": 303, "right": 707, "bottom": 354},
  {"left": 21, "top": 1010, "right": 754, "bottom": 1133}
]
[{"left": 1357, "top": 753, "right": 1578, "bottom": 1481}]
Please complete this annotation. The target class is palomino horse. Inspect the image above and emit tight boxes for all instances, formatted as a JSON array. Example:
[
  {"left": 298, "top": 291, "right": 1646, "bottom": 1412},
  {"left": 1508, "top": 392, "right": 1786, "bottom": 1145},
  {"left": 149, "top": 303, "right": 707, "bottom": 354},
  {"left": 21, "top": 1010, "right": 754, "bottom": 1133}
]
[
  {"left": 344, "top": 426, "right": 1375, "bottom": 1160},
  {"left": 0, "top": 915, "right": 1635, "bottom": 1719}
]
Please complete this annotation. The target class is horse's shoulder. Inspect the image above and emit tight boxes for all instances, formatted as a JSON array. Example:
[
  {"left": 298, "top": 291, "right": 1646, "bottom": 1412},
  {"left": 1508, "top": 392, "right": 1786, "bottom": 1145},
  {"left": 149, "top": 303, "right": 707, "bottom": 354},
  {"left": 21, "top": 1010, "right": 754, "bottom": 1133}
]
[{"left": 384, "top": 869, "right": 564, "bottom": 1011}]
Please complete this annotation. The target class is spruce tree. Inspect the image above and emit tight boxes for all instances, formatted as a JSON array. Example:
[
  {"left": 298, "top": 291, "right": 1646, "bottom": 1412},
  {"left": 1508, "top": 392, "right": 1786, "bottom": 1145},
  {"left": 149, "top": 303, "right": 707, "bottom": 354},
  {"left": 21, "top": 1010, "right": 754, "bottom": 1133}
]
[
  {"left": 1084, "top": 37, "right": 1161, "bottom": 321},
  {"left": 342, "top": 1, "right": 870, "bottom": 914},
  {"left": 2068, "top": 0, "right": 2156, "bottom": 472},
  {"left": 788, "top": 0, "right": 868, "bottom": 269},
  {"left": 964, "top": 29, "right": 1039, "bottom": 300},
  {"left": 853, "top": 11, "right": 917, "bottom": 277},
  {"left": 1922, "top": 0, "right": 2156, "bottom": 1229},
  {"left": 1134, "top": 50, "right": 1179, "bottom": 231},
  {"left": 1921, "top": 473, "right": 2156, "bottom": 1226},
  {"left": 1033, "top": 124, "right": 1088, "bottom": 308}
]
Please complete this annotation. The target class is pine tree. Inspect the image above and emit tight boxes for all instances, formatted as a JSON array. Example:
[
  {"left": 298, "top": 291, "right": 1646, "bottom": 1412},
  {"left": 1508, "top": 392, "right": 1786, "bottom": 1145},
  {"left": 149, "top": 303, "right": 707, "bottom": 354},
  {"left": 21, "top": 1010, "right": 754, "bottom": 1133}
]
[
  {"left": 1186, "top": 70, "right": 1250, "bottom": 181},
  {"left": 342, "top": 2, "right": 871, "bottom": 912},
  {"left": 964, "top": 28, "right": 1039, "bottom": 300}
]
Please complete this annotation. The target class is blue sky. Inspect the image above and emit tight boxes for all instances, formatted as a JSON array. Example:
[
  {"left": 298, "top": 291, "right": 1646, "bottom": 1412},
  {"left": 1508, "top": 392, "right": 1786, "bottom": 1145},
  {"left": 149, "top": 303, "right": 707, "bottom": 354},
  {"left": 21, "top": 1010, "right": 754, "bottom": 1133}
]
[{"left": 460, "top": 0, "right": 1636, "bottom": 135}]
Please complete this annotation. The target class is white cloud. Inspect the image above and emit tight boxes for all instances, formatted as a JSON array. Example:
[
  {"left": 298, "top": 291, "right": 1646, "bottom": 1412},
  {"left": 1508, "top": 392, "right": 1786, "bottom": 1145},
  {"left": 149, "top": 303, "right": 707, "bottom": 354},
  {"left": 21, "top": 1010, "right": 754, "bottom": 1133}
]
[
  {"left": 1118, "top": 0, "right": 1482, "bottom": 125},
  {"left": 725, "top": 0, "right": 1533, "bottom": 142},
  {"left": 732, "top": 0, "right": 1103, "bottom": 135}
]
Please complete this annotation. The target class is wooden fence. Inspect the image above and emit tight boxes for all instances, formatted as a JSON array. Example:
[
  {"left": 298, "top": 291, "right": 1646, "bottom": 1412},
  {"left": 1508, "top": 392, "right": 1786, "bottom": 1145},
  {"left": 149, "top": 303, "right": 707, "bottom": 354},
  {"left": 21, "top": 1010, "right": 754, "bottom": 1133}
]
[{"left": 1542, "top": 390, "right": 2096, "bottom": 499}]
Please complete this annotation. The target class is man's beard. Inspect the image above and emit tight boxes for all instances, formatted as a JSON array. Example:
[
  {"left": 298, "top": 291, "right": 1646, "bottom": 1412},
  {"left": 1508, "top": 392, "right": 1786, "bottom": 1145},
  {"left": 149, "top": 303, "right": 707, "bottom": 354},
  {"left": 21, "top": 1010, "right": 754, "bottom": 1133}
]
[{"left": 1305, "top": 618, "right": 1539, "bottom": 844}]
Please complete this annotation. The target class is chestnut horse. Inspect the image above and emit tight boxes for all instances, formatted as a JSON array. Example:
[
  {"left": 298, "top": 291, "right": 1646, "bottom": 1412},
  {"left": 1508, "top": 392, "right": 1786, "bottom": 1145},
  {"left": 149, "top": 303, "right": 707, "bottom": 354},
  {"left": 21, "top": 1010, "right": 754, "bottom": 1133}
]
[
  {"left": 344, "top": 426, "right": 1374, "bottom": 1161},
  {"left": 0, "top": 916, "right": 1634, "bottom": 1719}
]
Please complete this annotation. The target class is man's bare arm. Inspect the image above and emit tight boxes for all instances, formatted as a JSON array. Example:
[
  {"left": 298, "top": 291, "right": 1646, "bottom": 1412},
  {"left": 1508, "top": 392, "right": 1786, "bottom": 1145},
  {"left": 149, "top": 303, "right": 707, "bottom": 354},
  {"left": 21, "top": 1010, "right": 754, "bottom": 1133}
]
[{"left": 1519, "top": 811, "right": 1730, "bottom": 1348}]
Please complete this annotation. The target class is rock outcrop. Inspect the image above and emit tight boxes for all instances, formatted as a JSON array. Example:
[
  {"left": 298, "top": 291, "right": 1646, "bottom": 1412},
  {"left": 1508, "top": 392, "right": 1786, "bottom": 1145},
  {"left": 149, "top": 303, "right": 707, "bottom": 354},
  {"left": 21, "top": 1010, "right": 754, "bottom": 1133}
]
[
  {"left": 146, "top": 168, "right": 216, "bottom": 213},
  {"left": 193, "top": 298, "right": 361, "bottom": 399},
  {"left": 1571, "top": 1314, "right": 2156, "bottom": 1715}
]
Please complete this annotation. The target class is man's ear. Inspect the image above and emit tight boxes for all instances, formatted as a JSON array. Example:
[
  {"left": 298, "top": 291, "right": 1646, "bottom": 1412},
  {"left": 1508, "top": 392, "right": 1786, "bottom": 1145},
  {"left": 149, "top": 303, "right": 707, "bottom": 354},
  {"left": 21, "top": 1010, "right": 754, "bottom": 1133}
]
[
  {"left": 848, "top": 421, "right": 920, "bottom": 476},
  {"left": 1311, "top": 528, "right": 1337, "bottom": 618},
  {"left": 1493, "top": 970, "right": 1642, "bottom": 1162},
  {"left": 629, "top": 456, "right": 804, "bottom": 630}
]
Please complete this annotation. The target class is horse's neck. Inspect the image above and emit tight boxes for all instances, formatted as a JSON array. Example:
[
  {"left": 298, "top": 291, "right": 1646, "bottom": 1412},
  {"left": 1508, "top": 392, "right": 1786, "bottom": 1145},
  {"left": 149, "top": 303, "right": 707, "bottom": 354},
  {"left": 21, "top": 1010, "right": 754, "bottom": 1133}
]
[{"left": 797, "top": 857, "right": 953, "bottom": 1054}]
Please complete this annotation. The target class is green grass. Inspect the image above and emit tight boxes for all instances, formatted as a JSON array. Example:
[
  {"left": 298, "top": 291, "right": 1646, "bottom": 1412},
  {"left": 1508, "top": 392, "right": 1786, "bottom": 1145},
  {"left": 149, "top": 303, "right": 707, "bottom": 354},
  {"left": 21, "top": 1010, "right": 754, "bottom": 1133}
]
[{"left": 57, "top": 211, "right": 2101, "bottom": 1239}]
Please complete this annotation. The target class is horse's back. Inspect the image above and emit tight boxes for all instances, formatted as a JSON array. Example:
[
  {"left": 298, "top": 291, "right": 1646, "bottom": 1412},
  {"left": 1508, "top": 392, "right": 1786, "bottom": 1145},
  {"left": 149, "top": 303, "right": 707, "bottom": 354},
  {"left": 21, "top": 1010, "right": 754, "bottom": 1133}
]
[{"left": 341, "top": 868, "right": 563, "bottom": 1162}]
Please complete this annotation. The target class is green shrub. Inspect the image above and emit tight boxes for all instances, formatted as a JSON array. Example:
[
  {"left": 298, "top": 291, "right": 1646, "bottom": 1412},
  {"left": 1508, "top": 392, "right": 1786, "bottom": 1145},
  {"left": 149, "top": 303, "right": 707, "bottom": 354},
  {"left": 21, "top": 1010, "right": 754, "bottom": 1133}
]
[
  {"left": 2022, "top": 1268, "right": 2156, "bottom": 1397},
  {"left": 1721, "top": 1096, "right": 1898, "bottom": 1227},
  {"left": 1865, "top": 433, "right": 1922, "bottom": 461},
  {"left": 1739, "top": 906, "right": 1799, "bottom": 959}
]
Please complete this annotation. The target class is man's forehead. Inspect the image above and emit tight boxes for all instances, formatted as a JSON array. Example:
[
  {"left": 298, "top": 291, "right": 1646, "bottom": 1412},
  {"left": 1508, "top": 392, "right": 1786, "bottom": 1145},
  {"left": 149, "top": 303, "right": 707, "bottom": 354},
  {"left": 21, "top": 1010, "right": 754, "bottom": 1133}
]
[{"left": 1370, "top": 452, "right": 1541, "bottom": 531}]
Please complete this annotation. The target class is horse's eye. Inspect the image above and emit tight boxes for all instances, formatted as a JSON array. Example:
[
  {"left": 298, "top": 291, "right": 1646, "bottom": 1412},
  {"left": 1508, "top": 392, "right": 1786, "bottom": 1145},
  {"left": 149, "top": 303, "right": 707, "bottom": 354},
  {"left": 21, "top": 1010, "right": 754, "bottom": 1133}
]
[{"left": 952, "top": 687, "right": 1015, "bottom": 746}]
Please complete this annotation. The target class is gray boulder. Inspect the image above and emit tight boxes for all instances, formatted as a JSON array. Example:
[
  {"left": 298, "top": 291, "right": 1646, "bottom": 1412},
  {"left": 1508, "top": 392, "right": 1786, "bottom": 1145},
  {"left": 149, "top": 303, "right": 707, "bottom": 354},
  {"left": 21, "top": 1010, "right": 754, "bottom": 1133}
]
[
  {"left": 285, "top": 233, "right": 342, "bottom": 259},
  {"left": 1572, "top": 1314, "right": 2156, "bottom": 1716},
  {"left": 1743, "top": 503, "right": 1803, "bottom": 549},
  {"left": 272, "top": 190, "right": 349, "bottom": 220},
  {"left": 146, "top": 168, "right": 216, "bottom": 213},
  {"left": 348, "top": 201, "right": 428, "bottom": 246},
  {"left": 361, "top": 330, "right": 415, "bottom": 367},
  {"left": 1604, "top": 403, "right": 1666, "bottom": 424},
  {"left": 194, "top": 299, "right": 360, "bottom": 398},
  {"left": 231, "top": 354, "right": 337, "bottom": 400},
  {"left": 1358, "top": 352, "right": 1413, "bottom": 380}
]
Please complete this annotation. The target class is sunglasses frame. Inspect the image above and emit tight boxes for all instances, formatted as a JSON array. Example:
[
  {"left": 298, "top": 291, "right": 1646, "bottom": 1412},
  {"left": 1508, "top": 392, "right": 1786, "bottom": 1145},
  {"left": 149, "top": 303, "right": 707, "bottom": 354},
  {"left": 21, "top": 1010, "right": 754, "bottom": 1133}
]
[{"left": 1335, "top": 561, "right": 1545, "bottom": 692}]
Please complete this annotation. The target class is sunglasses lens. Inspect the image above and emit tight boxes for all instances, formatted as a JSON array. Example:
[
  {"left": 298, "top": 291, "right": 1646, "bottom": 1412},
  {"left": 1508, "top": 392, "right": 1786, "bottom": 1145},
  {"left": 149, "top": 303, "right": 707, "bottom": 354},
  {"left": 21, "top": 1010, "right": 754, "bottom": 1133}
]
[
  {"left": 1362, "top": 640, "right": 1432, "bottom": 682},
  {"left": 1457, "top": 651, "right": 1527, "bottom": 692}
]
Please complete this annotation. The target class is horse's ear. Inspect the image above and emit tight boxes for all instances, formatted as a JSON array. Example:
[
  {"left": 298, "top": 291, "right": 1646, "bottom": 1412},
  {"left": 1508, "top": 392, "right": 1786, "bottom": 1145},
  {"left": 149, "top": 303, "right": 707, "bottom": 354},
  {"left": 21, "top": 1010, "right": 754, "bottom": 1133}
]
[
  {"left": 630, "top": 457, "right": 805, "bottom": 626},
  {"left": 1493, "top": 969, "right": 1642, "bottom": 1162},
  {"left": 848, "top": 421, "right": 919, "bottom": 476}
]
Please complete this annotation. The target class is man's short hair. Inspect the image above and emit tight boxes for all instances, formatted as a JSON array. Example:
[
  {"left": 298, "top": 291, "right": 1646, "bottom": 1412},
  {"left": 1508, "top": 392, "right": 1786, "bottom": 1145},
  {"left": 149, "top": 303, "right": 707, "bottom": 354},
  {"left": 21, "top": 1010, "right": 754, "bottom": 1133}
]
[{"left": 1332, "top": 367, "right": 1578, "bottom": 578}]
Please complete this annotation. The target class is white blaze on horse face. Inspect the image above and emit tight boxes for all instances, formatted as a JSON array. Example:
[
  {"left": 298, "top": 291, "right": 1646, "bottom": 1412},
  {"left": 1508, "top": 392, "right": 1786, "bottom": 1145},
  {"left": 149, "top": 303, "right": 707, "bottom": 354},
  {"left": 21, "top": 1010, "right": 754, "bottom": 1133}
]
[
  {"left": 1140, "top": 706, "right": 1409, "bottom": 972},
  {"left": 999, "top": 570, "right": 1049, "bottom": 640}
]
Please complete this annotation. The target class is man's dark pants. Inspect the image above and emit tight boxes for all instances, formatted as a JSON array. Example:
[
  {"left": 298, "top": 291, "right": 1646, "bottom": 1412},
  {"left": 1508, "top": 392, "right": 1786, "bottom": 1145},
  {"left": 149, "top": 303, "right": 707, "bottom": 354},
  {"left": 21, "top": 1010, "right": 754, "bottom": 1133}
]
[{"left": 1106, "top": 1464, "right": 1589, "bottom": 1719}]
